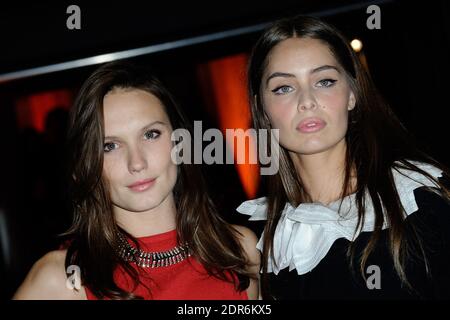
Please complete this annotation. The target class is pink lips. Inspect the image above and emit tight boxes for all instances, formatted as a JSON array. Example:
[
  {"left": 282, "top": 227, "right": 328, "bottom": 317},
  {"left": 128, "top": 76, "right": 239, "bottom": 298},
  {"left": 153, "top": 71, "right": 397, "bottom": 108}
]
[
  {"left": 127, "top": 178, "right": 156, "bottom": 192},
  {"left": 296, "top": 117, "right": 326, "bottom": 133}
]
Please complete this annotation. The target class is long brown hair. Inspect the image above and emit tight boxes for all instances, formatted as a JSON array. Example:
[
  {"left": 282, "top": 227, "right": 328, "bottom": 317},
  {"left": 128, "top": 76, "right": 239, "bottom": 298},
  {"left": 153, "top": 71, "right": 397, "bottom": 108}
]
[
  {"left": 247, "top": 15, "right": 450, "bottom": 298},
  {"left": 63, "top": 61, "right": 251, "bottom": 299}
]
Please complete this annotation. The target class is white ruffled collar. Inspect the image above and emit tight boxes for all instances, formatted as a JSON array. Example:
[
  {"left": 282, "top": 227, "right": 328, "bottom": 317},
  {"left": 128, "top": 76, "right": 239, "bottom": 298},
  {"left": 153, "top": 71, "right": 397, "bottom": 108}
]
[{"left": 236, "top": 161, "right": 443, "bottom": 275}]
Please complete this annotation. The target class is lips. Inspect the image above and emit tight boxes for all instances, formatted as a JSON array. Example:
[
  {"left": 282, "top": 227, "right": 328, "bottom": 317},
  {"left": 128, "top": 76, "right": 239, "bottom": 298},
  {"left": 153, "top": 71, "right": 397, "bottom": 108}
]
[
  {"left": 296, "top": 117, "right": 326, "bottom": 133},
  {"left": 127, "top": 178, "right": 156, "bottom": 192}
]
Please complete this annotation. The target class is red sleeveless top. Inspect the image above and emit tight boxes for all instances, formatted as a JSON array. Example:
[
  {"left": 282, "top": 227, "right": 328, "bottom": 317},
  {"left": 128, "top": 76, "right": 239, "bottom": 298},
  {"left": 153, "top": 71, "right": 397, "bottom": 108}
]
[{"left": 84, "top": 229, "right": 248, "bottom": 300}]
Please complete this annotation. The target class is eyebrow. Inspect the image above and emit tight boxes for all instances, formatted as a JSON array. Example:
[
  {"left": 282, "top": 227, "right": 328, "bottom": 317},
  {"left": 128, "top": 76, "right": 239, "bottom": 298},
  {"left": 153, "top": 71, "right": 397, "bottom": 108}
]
[
  {"left": 265, "top": 65, "right": 341, "bottom": 86},
  {"left": 104, "top": 120, "right": 168, "bottom": 140},
  {"left": 311, "top": 65, "right": 340, "bottom": 74}
]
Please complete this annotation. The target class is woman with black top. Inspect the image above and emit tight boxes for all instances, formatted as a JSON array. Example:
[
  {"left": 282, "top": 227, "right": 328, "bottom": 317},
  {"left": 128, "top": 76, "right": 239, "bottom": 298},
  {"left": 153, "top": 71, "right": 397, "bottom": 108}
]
[{"left": 237, "top": 15, "right": 450, "bottom": 299}]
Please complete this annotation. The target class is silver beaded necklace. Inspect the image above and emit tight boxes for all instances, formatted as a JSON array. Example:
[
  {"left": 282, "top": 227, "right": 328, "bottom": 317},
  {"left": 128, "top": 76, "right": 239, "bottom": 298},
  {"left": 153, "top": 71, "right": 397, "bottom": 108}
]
[{"left": 116, "top": 232, "right": 191, "bottom": 268}]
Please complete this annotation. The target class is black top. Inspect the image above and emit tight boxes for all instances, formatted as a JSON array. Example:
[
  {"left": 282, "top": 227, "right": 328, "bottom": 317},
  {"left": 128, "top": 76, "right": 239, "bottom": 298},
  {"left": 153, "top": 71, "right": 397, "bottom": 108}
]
[{"left": 267, "top": 186, "right": 450, "bottom": 300}]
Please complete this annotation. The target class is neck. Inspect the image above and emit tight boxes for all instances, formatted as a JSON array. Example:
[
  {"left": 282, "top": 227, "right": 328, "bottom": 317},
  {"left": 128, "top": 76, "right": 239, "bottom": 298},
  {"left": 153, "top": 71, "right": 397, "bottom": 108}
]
[
  {"left": 114, "top": 193, "right": 177, "bottom": 238},
  {"left": 289, "top": 139, "right": 354, "bottom": 205}
]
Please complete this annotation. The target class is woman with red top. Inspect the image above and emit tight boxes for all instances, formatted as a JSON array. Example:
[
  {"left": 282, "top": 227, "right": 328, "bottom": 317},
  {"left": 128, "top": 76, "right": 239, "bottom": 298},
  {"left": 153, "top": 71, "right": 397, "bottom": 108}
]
[{"left": 13, "top": 62, "right": 260, "bottom": 300}]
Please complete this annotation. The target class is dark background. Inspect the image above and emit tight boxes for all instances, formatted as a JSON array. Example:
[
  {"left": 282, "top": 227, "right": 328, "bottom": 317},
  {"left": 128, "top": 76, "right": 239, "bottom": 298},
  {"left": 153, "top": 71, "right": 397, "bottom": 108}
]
[{"left": 0, "top": 0, "right": 449, "bottom": 299}]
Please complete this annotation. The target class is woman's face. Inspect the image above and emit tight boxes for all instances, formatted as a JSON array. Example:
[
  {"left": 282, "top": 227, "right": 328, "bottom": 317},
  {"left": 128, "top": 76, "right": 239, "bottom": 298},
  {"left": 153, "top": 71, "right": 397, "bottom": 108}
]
[
  {"left": 102, "top": 88, "right": 177, "bottom": 214},
  {"left": 261, "top": 37, "right": 355, "bottom": 156}
]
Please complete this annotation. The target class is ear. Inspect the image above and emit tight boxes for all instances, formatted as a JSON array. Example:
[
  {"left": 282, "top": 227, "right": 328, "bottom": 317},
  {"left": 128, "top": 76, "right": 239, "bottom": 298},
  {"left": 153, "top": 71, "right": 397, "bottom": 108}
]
[{"left": 348, "top": 91, "right": 356, "bottom": 111}]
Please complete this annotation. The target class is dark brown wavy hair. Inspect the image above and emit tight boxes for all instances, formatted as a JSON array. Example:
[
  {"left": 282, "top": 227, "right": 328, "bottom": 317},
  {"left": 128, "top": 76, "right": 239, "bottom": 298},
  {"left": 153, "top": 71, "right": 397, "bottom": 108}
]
[
  {"left": 247, "top": 15, "right": 450, "bottom": 298},
  {"left": 63, "top": 61, "right": 252, "bottom": 299}
]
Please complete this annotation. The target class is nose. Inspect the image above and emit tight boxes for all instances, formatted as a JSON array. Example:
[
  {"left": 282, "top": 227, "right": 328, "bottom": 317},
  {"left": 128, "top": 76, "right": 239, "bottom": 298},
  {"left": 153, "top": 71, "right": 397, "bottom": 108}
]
[
  {"left": 128, "top": 145, "right": 147, "bottom": 173},
  {"left": 297, "top": 89, "right": 317, "bottom": 112}
]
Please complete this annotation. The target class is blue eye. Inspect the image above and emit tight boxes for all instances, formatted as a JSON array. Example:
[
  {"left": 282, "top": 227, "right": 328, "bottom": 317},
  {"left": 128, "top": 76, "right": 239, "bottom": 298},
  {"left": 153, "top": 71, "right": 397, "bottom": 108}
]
[
  {"left": 317, "top": 79, "right": 337, "bottom": 87},
  {"left": 272, "top": 85, "right": 294, "bottom": 95},
  {"left": 104, "top": 142, "right": 118, "bottom": 153},
  {"left": 144, "top": 129, "right": 161, "bottom": 140}
]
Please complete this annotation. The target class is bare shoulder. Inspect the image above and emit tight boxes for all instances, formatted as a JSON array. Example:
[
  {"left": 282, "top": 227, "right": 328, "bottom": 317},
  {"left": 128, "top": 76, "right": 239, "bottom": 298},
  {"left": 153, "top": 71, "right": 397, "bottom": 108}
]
[
  {"left": 231, "top": 224, "right": 261, "bottom": 300},
  {"left": 13, "top": 250, "right": 86, "bottom": 300},
  {"left": 231, "top": 224, "right": 260, "bottom": 267},
  {"left": 231, "top": 225, "right": 259, "bottom": 252}
]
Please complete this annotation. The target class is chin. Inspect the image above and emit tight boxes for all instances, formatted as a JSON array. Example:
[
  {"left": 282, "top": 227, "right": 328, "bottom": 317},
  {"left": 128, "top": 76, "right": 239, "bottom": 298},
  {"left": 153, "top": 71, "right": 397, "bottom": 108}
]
[
  {"left": 126, "top": 205, "right": 158, "bottom": 213},
  {"left": 117, "top": 198, "right": 161, "bottom": 213},
  {"left": 285, "top": 141, "right": 327, "bottom": 155}
]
